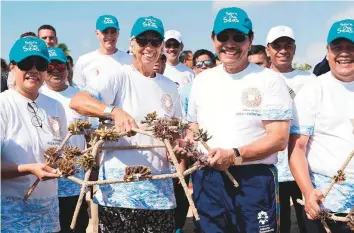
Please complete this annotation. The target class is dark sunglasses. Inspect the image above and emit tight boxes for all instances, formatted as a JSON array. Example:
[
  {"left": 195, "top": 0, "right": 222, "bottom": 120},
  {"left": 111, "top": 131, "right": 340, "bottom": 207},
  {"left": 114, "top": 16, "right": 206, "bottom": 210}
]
[
  {"left": 27, "top": 101, "right": 43, "bottom": 128},
  {"left": 48, "top": 63, "right": 67, "bottom": 72},
  {"left": 165, "top": 42, "right": 180, "bottom": 49},
  {"left": 136, "top": 36, "right": 163, "bottom": 47},
  {"left": 12, "top": 57, "right": 48, "bottom": 72},
  {"left": 195, "top": 60, "right": 213, "bottom": 68},
  {"left": 216, "top": 33, "right": 248, "bottom": 43}
]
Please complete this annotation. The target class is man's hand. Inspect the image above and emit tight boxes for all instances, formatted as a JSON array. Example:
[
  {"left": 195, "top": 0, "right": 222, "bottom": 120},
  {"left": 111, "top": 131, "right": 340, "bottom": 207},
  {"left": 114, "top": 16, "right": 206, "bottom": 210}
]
[
  {"left": 208, "top": 148, "right": 234, "bottom": 171},
  {"left": 111, "top": 108, "right": 138, "bottom": 136},
  {"left": 27, "top": 163, "right": 60, "bottom": 181},
  {"left": 304, "top": 189, "right": 325, "bottom": 220}
]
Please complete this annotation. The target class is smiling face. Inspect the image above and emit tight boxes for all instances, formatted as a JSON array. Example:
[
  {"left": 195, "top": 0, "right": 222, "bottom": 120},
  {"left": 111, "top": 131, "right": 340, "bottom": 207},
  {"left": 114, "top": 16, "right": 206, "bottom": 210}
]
[
  {"left": 212, "top": 29, "right": 253, "bottom": 68},
  {"left": 11, "top": 56, "right": 48, "bottom": 98},
  {"left": 164, "top": 39, "right": 183, "bottom": 63},
  {"left": 96, "top": 28, "right": 119, "bottom": 52},
  {"left": 45, "top": 60, "right": 68, "bottom": 90},
  {"left": 327, "top": 38, "right": 354, "bottom": 82},
  {"left": 266, "top": 37, "right": 295, "bottom": 71}
]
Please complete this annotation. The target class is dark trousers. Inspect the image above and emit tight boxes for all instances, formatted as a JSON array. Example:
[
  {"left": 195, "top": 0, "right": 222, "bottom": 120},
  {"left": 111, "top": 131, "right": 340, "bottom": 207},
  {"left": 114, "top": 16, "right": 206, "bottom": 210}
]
[
  {"left": 304, "top": 213, "right": 354, "bottom": 233},
  {"left": 58, "top": 195, "right": 89, "bottom": 233},
  {"left": 174, "top": 175, "right": 191, "bottom": 229},
  {"left": 279, "top": 181, "right": 307, "bottom": 233}
]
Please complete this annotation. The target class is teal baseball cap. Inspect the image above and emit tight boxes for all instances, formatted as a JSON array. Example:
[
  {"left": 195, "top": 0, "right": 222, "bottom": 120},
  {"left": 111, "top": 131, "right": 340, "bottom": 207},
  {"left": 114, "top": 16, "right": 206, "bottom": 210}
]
[
  {"left": 9, "top": 37, "right": 50, "bottom": 63},
  {"left": 327, "top": 19, "right": 354, "bottom": 44},
  {"left": 213, "top": 7, "right": 253, "bottom": 35},
  {"left": 96, "top": 15, "right": 120, "bottom": 31},
  {"left": 131, "top": 16, "right": 164, "bottom": 39},
  {"left": 48, "top": 47, "right": 67, "bottom": 63}
]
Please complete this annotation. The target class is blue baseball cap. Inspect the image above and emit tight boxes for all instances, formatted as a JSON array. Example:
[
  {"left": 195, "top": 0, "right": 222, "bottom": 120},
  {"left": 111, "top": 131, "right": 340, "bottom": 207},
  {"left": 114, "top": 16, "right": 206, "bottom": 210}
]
[
  {"left": 9, "top": 37, "right": 50, "bottom": 63},
  {"left": 131, "top": 16, "right": 164, "bottom": 39},
  {"left": 213, "top": 7, "right": 253, "bottom": 35},
  {"left": 96, "top": 15, "right": 120, "bottom": 31},
  {"left": 327, "top": 19, "right": 354, "bottom": 44},
  {"left": 48, "top": 47, "right": 67, "bottom": 63}
]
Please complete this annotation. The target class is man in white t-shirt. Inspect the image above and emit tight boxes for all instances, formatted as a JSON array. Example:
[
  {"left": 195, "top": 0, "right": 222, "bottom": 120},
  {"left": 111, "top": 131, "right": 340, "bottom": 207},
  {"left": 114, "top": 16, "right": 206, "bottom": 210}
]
[
  {"left": 163, "top": 30, "right": 195, "bottom": 88},
  {"left": 266, "top": 25, "right": 316, "bottom": 233},
  {"left": 72, "top": 14, "right": 132, "bottom": 89},
  {"left": 39, "top": 47, "right": 89, "bottom": 233},
  {"left": 70, "top": 16, "right": 182, "bottom": 232},
  {"left": 186, "top": 7, "right": 292, "bottom": 233},
  {"left": 289, "top": 19, "right": 354, "bottom": 233}
]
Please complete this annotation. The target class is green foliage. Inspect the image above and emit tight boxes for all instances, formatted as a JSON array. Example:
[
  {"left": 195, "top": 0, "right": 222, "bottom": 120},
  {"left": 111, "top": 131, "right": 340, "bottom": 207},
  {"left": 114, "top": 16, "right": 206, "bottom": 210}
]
[
  {"left": 293, "top": 62, "right": 312, "bottom": 71},
  {"left": 57, "top": 43, "right": 70, "bottom": 55}
]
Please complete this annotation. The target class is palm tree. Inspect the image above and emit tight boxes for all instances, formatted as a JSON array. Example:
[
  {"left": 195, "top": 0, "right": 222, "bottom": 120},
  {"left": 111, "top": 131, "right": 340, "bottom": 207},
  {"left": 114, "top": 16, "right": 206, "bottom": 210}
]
[{"left": 57, "top": 43, "right": 70, "bottom": 55}]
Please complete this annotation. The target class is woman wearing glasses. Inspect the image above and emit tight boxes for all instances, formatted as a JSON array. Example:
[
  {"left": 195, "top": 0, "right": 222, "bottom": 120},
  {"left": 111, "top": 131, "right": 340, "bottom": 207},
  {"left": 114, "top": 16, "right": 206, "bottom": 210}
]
[
  {"left": 70, "top": 16, "right": 182, "bottom": 232},
  {"left": 1, "top": 37, "right": 66, "bottom": 232},
  {"left": 40, "top": 47, "right": 89, "bottom": 233}
]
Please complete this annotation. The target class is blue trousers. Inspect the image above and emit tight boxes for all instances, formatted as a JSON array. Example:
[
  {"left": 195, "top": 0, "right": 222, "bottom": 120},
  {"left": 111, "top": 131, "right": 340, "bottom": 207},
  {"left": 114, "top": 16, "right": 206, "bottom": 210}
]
[{"left": 192, "top": 164, "right": 279, "bottom": 233}]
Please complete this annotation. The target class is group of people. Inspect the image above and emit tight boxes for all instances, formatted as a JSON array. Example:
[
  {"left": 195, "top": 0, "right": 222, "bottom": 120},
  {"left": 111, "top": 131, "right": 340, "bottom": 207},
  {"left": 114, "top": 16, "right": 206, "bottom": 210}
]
[{"left": 1, "top": 5, "right": 353, "bottom": 233}]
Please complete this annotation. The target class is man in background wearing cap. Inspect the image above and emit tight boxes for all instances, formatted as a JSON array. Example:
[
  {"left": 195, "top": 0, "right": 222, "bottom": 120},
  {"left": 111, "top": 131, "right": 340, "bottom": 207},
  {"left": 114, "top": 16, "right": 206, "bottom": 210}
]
[
  {"left": 266, "top": 25, "right": 315, "bottom": 233},
  {"left": 289, "top": 19, "right": 354, "bottom": 233},
  {"left": 163, "top": 30, "right": 195, "bottom": 88},
  {"left": 70, "top": 16, "right": 181, "bottom": 232},
  {"left": 73, "top": 14, "right": 132, "bottom": 89},
  {"left": 40, "top": 47, "right": 89, "bottom": 233},
  {"left": 186, "top": 7, "right": 292, "bottom": 233}
]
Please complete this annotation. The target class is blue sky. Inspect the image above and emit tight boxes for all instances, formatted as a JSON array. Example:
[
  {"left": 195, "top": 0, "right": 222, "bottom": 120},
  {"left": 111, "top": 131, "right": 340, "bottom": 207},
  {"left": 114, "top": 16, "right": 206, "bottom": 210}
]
[{"left": 1, "top": 1, "right": 354, "bottom": 68}]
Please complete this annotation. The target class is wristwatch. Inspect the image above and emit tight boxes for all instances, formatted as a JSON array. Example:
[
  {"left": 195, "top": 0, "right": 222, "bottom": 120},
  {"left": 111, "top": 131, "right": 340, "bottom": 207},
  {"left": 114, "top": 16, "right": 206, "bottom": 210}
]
[
  {"left": 103, "top": 105, "right": 116, "bottom": 118},
  {"left": 230, "top": 148, "right": 242, "bottom": 166}
]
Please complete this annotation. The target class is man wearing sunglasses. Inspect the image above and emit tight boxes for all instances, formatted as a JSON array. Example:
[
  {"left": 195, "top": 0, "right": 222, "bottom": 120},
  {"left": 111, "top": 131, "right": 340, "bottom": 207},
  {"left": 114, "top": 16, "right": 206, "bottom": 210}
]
[
  {"left": 289, "top": 19, "right": 354, "bottom": 233},
  {"left": 163, "top": 30, "right": 195, "bottom": 88},
  {"left": 265, "top": 25, "right": 316, "bottom": 233},
  {"left": 70, "top": 16, "right": 182, "bottom": 232},
  {"left": 40, "top": 47, "right": 89, "bottom": 233},
  {"left": 73, "top": 15, "right": 132, "bottom": 89},
  {"left": 186, "top": 7, "right": 292, "bottom": 233}
]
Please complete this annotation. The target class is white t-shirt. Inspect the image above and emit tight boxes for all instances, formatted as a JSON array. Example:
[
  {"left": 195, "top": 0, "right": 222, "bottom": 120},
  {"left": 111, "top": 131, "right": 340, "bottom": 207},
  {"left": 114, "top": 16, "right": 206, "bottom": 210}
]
[
  {"left": 163, "top": 62, "right": 195, "bottom": 88},
  {"left": 0, "top": 89, "right": 67, "bottom": 232},
  {"left": 276, "top": 70, "right": 316, "bottom": 182},
  {"left": 40, "top": 85, "right": 87, "bottom": 197},
  {"left": 73, "top": 49, "right": 132, "bottom": 89},
  {"left": 87, "top": 64, "right": 182, "bottom": 209},
  {"left": 187, "top": 63, "right": 292, "bottom": 165},
  {"left": 291, "top": 72, "right": 354, "bottom": 213}
]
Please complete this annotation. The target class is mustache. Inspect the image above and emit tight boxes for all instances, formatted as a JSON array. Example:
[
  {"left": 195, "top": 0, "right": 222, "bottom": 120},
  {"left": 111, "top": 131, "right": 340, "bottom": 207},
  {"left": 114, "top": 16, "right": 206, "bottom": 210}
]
[{"left": 220, "top": 47, "right": 241, "bottom": 53}]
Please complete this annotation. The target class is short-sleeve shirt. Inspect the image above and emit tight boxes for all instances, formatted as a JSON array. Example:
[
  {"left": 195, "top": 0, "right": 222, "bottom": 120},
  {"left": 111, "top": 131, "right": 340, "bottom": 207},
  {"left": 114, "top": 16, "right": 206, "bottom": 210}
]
[
  {"left": 187, "top": 63, "right": 292, "bottom": 165},
  {"left": 291, "top": 72, "right": 354, "bottom": 213},
  {"left": 163, "top": 62, "right": 195, "bottom": 89},
  {"left": 87, "top": 64, "right": 183, "bottom": 210}
]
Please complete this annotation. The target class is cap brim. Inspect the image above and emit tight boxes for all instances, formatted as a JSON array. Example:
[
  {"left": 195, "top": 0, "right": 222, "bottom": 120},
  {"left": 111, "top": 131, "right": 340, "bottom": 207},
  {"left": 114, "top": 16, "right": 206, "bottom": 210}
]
[
  {"left": 16, "top": 53, "right": 51, "bottom": 63},
  {"left": 97, "top": 25, "right": 120, "bottom": 31},
  {"left": 50, "top": 58, "right": 67, "bottom": 63},
  {"left": 328, "top": 34, "right": 354, "bottom": 44},
  {"left": 214, "top": 24, "right": 250, "bottom": 35},
  {"left": 267, "top": 36, "right": 295, "bottom": 44},
  {"left": 164, "top": 36, "right": 181, "bottom": 43},
  {"left": 136, "top": 29, "right": 164, "bottom": 39}
]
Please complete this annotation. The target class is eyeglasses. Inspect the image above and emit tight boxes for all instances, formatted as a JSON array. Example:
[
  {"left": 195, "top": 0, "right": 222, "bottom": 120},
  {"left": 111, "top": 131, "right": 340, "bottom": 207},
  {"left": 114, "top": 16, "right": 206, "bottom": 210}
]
[
  {"left": 165, "top": 43, "right": 180, "bottom": 49},
  {"left": 48, "top": 63, "right": 67, "bottom": 72},
  {"left": 12, "top": 57, "right": 48, "bottom": 72},
  {"left": 216, "top": 33, "right": 248, "bottom": 43},
  {"left": 195, "top": 60, "right": 213, "bottom": 68},
  {"left": 27, "top": 101, "right": 44, "bottom": 128},
  {"left": 135, "top": 36, "right": 163, "bottom": 47}
]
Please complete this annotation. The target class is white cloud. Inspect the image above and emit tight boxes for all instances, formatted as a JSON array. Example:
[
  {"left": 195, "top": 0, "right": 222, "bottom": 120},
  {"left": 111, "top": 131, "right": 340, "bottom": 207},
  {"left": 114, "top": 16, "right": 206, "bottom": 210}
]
[
  {"left": 294, "top": 42, "right": 327, "bottom": 69},
  {"left": 326, "top": 7, "right": 354, "bottom": 27},
  {"left": 212, "top": 0, "right": 272, "bottom": 11}
]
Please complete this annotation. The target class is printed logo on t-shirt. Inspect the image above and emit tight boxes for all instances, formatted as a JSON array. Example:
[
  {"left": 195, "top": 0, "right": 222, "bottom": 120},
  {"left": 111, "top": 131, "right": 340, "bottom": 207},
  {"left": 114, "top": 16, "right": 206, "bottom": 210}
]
[
  {"left": 287, "top": 86, "right": 296, "bottom": 99},
  {"left": 48, "top": 116, "right": 61, "bottom": 139},
  {"left": 161, "top": 94, "right": 173, "bottom": 113},
  {"left": 241, "top": 88, "right": 262, "bottom": 108}
]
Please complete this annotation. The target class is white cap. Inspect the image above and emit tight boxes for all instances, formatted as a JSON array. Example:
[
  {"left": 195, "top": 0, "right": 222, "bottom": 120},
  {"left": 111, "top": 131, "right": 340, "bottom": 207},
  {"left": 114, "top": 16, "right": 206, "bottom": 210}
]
[
  {"left": 164, "top": 30, "right": 182, "bottom": 43},
  {"left": 266, "top": 25, "right": 295, "bottom": 44}
]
